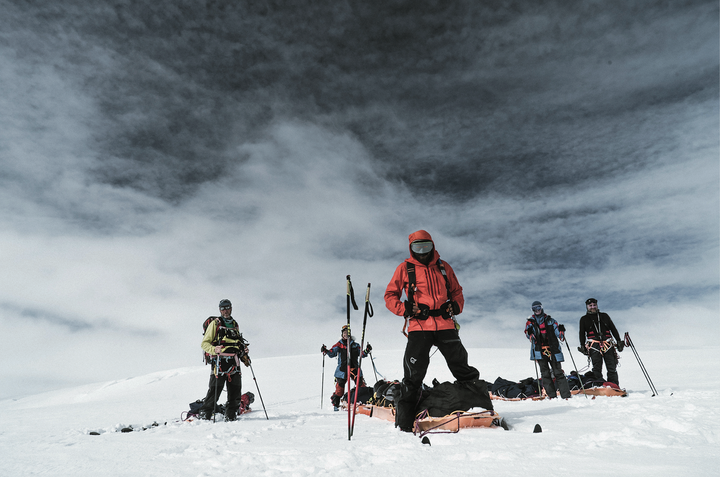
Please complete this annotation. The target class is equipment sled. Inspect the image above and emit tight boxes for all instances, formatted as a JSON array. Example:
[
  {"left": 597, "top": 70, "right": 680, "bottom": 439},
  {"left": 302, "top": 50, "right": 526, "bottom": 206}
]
[
  {"left": 413, "top": 409, "right": 507, "bottom": 436},
  {"left": 355, "top": 403, "right": 396, "bottom": 422},
  {"left": 354, "top": 404, "right": 506, "bottom": 436},
  {"left": 572, "top": 383, "right": 627, "bottom": 397}
]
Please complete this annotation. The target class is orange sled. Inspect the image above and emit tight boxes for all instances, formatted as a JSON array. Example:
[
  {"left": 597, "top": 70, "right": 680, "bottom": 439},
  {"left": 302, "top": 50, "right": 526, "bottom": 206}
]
[
  {"left": 572, "top": 385, "right": 627, "bottom": 397},
  {"left": 355, "top": 404, "right": 507, "bottom": 436},
  {"left": 355, "top": 403, "right": 396, "bottom": 422},
  {"left": 490, "top": 385, "right": 627, "bottom": 400}
]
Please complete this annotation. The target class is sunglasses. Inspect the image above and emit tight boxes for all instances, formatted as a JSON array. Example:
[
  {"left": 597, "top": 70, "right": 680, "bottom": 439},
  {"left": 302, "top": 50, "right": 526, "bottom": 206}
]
[{"left": 220, "top": 306, "right": 232, "bottom": 310}]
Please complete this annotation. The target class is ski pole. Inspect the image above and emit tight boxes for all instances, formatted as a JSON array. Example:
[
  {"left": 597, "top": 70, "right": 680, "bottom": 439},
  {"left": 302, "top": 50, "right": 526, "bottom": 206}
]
[
  {"left": 624, "top": 332, "right": 658, "bottom": 396},
  {"left": 351, "top": 283, "right": 373, "bottom": 437},
  {"left": 248, "top": 362, "right": 269, "bottom": 420},
  {"left": 345, "top": 275, "right": 358, "bottom": 441},
  {"left": 213, "top": 356, "right": 220, "bottom": 423},
  {"left": 368, "top": 351, "right": 383, "bottom": 382},
  {"left": 563, "top": 339, "right": 588, "bottom": 399},
  {"left": 321, "top": 353, "right": 325, "bottom": 409},
  {"left": 533, "top": 359, "right": 542, "bottom": 397}
]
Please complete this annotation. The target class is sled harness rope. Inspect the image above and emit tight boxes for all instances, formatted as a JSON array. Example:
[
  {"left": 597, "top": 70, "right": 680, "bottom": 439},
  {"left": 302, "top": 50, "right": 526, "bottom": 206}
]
[{"left": 412, "top": 409, "right": 500, "bottom": 437}]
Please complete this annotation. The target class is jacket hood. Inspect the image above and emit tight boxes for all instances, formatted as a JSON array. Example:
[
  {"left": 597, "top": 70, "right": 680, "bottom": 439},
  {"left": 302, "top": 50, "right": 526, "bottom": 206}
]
[{"left": 408, "top": 229, "right": 440, "bottom": 262}]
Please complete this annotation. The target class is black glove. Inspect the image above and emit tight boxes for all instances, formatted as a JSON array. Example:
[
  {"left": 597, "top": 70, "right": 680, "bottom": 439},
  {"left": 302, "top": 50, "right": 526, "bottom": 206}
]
[
  {"left": 365, "top": 343, "right": 372, "bottom": 353},
  {"left": 578, "top": 346, "right": 588, "bottom": 356},
  {"left": 526, "top": 327, "right": 534, "bottom": 337},
  {"left": 441, "top": 301, "right": 460, "bottom": 319},
  {"left": 321, "top": 345, "right": 328, "bottom": 354},
  {"left": 403, "top": 300, "right": 413, "bottom": 317},
  {"left": 558, "top": 324, "right": 566, "bottom": 332},
  {"left": 617, "top": 341, "right": 624, "bottom": 352}
]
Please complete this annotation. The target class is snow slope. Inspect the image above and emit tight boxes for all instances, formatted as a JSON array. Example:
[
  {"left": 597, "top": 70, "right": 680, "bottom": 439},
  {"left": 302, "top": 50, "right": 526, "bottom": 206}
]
[{"left": 1, "top": 348, "right": 718, "bottom": 476}]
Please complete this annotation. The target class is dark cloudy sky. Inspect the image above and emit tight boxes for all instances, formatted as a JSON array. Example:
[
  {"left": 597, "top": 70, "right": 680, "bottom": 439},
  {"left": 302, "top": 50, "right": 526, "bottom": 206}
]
[{"left": 1, "top": 0, "right": 717, "bottom": 399}]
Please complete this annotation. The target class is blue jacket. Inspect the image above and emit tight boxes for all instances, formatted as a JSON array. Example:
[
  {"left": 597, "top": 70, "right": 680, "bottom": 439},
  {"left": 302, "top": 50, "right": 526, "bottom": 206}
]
[
  {"left": 326, "top": 338, "right": 367, "bottom": 380},
  {"left": 525, "top": 313, "right": 565, "bottom": 362}
]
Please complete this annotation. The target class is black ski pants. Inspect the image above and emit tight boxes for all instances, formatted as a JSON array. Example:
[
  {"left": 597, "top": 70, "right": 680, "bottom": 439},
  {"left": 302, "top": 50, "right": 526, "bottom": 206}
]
[
  {"left": 536, "top": 356, "right": 571, "bottom": 399},
  {"left": 200, "top": 372, "right": 242, "bottom": 417},
  {"left": 396, "top": 329, "right": 479, "bottom": 430},
  {"left": 590, "top": 345, "right": 619, "bottom": 385}
]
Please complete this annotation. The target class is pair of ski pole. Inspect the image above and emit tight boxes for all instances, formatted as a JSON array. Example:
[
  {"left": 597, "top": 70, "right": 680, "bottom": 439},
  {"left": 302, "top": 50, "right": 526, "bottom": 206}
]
[
  {"left": 350, "top": 282, "right": 373, "bottom": 439},
  {"left": 338, "top": 276, "right": 374, "bottom": 441},
  {"left": 563, "top": 331, "right": 657, "bottom": 397},
  {"left": 624, "top": 332, "right": 658, "bottom": 396}
]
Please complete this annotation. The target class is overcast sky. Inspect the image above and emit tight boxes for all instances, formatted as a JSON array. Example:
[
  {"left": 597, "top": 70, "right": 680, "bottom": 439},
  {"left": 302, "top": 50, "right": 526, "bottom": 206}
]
[{"left": 1, "top": 0, "right": 717, "bottom": 399}]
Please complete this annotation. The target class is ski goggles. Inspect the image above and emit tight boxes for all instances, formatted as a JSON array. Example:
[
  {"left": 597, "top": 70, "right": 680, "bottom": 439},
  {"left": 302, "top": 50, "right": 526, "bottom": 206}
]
[
  {"left": 585, "top": 298, "right": 598, "bottom": 305},
  {"left": 410, "top": 241, "right": 434, "bottom": 254},
  {"left": 220, "top": 305, "right": 232, "bottom": 310},
  {"left": 532, "top": 305, "right": 543, "bottom": 312}
]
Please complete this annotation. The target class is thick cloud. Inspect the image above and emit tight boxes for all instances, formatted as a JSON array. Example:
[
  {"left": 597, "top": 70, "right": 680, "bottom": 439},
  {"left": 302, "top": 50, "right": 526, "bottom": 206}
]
[{"left": 0, "top": 0, "right": 717, "bottom": 398}]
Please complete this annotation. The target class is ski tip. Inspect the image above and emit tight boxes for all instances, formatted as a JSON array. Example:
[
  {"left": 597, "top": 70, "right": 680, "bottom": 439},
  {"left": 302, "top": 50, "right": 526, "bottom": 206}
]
[
  {"left": 533, "top": 423, "right": 542, "bottom": 433},
  {"left": 492, "top": 417, "right": 511, "bottom": 430},
  {"left": 421, "top": 436, "right": 431, "bottom": 445}
]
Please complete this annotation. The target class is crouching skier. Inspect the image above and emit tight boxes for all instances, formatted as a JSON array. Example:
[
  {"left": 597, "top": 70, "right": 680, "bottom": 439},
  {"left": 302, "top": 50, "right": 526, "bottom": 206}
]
[
  {"left": 199, "top": 299, "right": 250, "bottom": 421},
  {"left": 525, "top": 301, "right": 571, "bottom": 399},
  {"left": 321, "top": 324, "right": 371, "bottom": 411}
]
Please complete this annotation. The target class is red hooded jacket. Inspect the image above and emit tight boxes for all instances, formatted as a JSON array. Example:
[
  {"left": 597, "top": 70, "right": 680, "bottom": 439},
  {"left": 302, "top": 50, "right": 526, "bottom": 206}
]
[{"left": 384, "top": 230, "right": 464, "bottom": 332}]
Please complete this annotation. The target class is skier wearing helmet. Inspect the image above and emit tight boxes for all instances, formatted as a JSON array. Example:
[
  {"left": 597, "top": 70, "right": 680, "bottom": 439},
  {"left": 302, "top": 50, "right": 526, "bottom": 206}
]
[
  {"left": 525, "top": 301, "right": 571, "bottom": 399},
  {"left": 321, "top": 325, "right": 371, "bottom": 411},
  {"left": 384, "top": 230, "right": 492, "bottom": 432},
  {"left": 198, "top": 299, "right": 250, "bottom": 421}
]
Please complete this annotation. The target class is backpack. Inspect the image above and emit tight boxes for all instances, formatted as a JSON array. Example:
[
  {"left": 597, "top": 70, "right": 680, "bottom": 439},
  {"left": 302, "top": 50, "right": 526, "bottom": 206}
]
[
  {"left": 345, "top": 386, "right": 375, "bottom": 405},
  {"left": 416, "top": 379, "right": 494, "bottom": 417},
  {"left": 491, "top": 376, "right": 540, "bottom": 398},
  {"left": 182, "top": 392, "right": 255, "bottom": 421},
  {"left": 201, "top": 316, "right": 241, "bottom": 365},
  {"left": 370, "top": 380, "right": 401, "bottom": 407}
]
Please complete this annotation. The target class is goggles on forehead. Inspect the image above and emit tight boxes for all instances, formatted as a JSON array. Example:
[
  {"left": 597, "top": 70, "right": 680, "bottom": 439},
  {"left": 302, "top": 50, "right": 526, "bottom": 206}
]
[
  {"left": 585, "top": 298, "right": 598, "bottom": 305},
  {"left": 410, "top": 241, "right": 434, "bottom": 254}
]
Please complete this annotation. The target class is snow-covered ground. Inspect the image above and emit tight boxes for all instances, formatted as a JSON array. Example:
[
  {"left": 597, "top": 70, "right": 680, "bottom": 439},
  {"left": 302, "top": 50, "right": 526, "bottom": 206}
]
[{"left": 1, "top": 347, "right": 718, "bottom": 476}]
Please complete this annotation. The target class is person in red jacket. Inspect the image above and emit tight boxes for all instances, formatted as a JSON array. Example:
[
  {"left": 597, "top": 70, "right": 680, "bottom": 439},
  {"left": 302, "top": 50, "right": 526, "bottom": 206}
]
[{"left": 384, "top": 230, "right": 489, "bottom": 432}]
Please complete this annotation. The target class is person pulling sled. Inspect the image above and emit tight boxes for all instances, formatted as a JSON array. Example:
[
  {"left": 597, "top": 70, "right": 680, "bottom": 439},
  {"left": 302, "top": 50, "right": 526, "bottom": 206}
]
[
  {"left": 198, "top": 299, "right": 251, "bottom": 421},
  {"left": 525, "top": 301, "right": 571, "bottom": 399},
  {"left": 384, "top": 230, "right": 492, "bottom": 432},
  {"left": 578, "top": 298, "right": 623, "bottom": 386},
  {"left": 321, "top": 324, "right": 371, "bottom": 411}
]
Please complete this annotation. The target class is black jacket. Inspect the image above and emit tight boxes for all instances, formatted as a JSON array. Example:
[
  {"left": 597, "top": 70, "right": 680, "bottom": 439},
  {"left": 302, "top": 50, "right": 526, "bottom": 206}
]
[{"left": 579, "top": 312, "right": 620, "bottom": 347}]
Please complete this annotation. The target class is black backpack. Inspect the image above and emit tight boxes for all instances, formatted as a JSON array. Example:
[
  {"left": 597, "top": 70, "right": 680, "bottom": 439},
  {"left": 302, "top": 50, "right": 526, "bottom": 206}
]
[
  {"left": 201, "top": 316, "right": 240, "bottom": 364},
  {"left": 416, "top": 379, "right": 494, "bottom": 417},
  {"left": 370, "top": 380, "right": 401, "bottom": 407}
]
